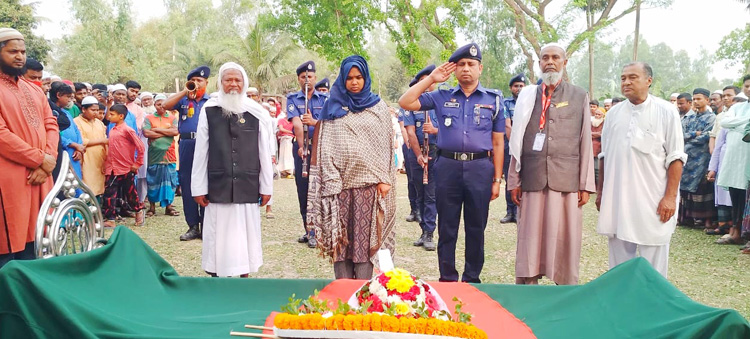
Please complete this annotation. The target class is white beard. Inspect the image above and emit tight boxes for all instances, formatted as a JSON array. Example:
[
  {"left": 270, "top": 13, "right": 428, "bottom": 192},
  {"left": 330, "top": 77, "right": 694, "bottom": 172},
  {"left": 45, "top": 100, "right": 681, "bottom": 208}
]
[
  {"left": 219, "top": 91, "right": 246, "bottom": 117},
  {"left": 143, "top": 105, "right": 156, "bottom": 114},
  {"left": 541, "top": 71, "right": 563, "bottom": 86}
]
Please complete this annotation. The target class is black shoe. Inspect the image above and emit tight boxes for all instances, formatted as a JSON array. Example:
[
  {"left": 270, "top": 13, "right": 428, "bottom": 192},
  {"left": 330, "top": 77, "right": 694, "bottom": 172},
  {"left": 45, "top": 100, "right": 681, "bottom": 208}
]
[
  {"left": 500, "top": 214, "right": 516, "bottom": 224},
  {"left": 179, "top": 225, "right": 201, "bottom": 241},
  {"left": 308, "top": 237, "right": 317, "bottom": 248},
  {"left": 423, "top": 232, "right": 436, "bottom": 251},
  {"left": 414, "top": 212, "right": 423, "bottom": 224},
  {"left": 405, "top": 211, "right": 418, "bottom": 222},
  {"left": 413, "top": 231, "right": 427, "bottom": 247},
  {"left": 298, "top": 234, "right": 309, "bottom": 243}
]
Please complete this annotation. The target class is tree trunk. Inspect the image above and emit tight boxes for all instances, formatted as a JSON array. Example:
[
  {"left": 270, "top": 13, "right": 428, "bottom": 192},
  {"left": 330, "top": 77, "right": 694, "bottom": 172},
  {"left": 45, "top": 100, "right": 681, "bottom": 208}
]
[
  {"left": 587, "top": 4, "right": 594, "bottom": 99},
  {"left": 633, "top": 0, "right": 641, "bottom": 60}
]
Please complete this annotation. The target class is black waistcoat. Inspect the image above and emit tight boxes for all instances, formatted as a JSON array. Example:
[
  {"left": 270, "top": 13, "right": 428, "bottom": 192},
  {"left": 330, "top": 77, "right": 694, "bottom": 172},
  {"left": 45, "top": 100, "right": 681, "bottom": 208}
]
[{"left": 205, "top": 106, "right": 260, "bottom": 204}]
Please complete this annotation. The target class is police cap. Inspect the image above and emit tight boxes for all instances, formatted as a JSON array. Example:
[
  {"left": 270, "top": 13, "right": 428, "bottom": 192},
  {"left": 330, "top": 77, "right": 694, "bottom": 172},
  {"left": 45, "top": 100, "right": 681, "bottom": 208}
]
[
  {"left": 187, "top": 66, "right": 210, "bottom": 81},
  {"left": 448, "top": 42, "right": 482, "bottom": 63},
  {"left": 315, "top": 77, "right": 330, "bottom": 90},
  {"left": 409, "top": 64, "right": 436, "bottom": 87},
  {"left": 296, "top": 61, "right": 316, "bottom": 76},
  {"left": 509, "top": 73, "right": 527, "bottom": 87}
]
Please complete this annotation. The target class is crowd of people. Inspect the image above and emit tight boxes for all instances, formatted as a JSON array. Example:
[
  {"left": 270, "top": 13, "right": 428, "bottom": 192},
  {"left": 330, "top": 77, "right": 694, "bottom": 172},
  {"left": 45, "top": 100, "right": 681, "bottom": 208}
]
[{"left": 3, "top": 25, "right": 750, "bottom": 284}]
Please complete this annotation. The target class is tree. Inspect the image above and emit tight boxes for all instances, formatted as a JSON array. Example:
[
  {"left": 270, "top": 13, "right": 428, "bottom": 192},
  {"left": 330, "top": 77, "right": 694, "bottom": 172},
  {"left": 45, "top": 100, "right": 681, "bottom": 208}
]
[
  {"left": 374, "top": 0, "right": 469, "bottom": 75},
  {"left": 573, "top": 0, "right": 609, "bottom": 97},
  {"left": 465, "top": 0, "right": 520, "bottom": 90},
  {"left": 501, "top": 0, "right": 672, "bottom": 78},
  {"left": 0, "top": 0, "right": 51, "bottom": 62},
  {"left": 717, "top": 23, "right": 750, "bottom": 75},
  {"left": 276, "top": 0, "right": 373, "bottom": 62}
]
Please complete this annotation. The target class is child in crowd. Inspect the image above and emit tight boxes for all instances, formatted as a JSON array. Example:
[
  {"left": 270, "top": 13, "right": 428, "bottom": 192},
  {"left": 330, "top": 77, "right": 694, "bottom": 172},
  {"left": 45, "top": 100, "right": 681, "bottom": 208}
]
[
  {"left": 73, "top": 96, "right": 108, "bottom": 198},
  {"left": 102, "top": 104, "right": 145, "bottom": 227}
]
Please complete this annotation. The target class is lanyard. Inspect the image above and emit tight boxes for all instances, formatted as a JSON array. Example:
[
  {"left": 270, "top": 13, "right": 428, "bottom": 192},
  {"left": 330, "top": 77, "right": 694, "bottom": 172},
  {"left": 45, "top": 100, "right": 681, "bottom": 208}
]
[{"left": 539, "top": 83, "right": 553, "bottom": 131}]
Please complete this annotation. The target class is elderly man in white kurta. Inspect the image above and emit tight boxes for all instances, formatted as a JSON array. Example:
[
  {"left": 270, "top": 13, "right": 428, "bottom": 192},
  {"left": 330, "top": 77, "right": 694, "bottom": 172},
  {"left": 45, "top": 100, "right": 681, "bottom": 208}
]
[
  {"left": 596, "top": 62, "right": 686, "bottom": 278},
  {"left": 192, "top": 62, "right": 274, "bottom": 277}
]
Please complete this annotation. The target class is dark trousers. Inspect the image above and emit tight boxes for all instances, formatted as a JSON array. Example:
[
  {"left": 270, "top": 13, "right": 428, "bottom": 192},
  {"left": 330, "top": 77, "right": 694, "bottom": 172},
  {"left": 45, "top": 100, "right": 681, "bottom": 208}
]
[
  {"left": 102, "top": 172, "right": 143, "bottom": 220},
  {"left": 179, "top": 139, "right": 204, "bottom": 228},
  {"left": 434, "top": 156, "right": 493, "bottom": 283},
  {"left": 407, "top": 145, "right": 437, "bottom": 232},
  {"left": 0, "top": 241, "right": 35, "bottom": 269},
  {"left": 502, "top": 146, "right": 517, "bottom": 216},
  {"left": 403, "top": 143, "right": 418, "bottom": 213},
  {"left": 729, "top": 188, "right": 747, "bottom": 230},
  {"left": 292, "top": 142, "right": 312, "bottom": 235}
]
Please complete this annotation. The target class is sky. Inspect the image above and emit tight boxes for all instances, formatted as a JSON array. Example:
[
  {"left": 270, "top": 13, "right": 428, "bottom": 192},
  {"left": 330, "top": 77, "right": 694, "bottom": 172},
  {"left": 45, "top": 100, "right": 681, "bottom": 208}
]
[{"left": 29, "top": 0, "right": 750, "bottom": 80}]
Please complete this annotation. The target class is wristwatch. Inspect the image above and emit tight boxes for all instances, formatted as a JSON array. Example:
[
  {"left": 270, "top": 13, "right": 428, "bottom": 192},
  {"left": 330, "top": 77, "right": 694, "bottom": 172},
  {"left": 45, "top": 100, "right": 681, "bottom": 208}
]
[{"left": 492, "top": 178, "right": 502, "bottom": 183}]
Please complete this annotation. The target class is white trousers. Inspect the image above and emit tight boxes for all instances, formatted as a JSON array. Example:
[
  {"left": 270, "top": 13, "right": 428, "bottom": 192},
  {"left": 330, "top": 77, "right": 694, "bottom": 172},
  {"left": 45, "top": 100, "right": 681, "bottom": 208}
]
[{"left": 608, "top": 237, "right": 669, "bottom": 278}]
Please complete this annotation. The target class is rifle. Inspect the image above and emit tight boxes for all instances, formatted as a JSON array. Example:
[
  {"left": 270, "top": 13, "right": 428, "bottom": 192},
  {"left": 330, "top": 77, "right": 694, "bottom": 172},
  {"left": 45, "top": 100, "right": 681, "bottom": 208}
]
[
  {"left": 422, "top": 113, "right": 430, "bottom": 185},
  {"left": 301, "top": 73, "right": 310, "bottom": 178}
]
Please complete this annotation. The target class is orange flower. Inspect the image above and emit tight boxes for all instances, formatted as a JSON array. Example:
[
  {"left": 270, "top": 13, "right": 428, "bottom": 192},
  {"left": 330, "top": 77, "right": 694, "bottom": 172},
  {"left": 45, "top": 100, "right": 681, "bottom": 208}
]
[
  {"left": 425, "top": 318, "right": 439, "bottom": 335},
  {"left": 333, "top": 314, "right": 345, "bottom": 330},
  {"left": 370, "top": 314, "right": 382, "bottom": 331},
  {"left": 398, "top": 317, "right": 410, "bottom": 333},
  {"left": 362, "top": 314, "right": 372, "bottom": 331},
  {"left": 325, "top": 316, "right": 335, "bottom": 330},
  {"left": 352, "top": 314, "right": 364, "bottom": 331},
  {"left": 342, "top": 315, "right": 354, "bottom": 330},
  {"left": 387, "top": 316, "right": 400, "bottom": 332},
  {"left": 415, "top": 318, "right": 427, "bottom": 334}
]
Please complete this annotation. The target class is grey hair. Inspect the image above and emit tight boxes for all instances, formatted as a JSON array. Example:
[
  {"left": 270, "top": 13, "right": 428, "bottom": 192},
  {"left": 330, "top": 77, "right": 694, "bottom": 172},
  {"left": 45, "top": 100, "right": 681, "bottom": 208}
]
[{"left": 623, "top": 61, "right": 653, "bottom": 79}]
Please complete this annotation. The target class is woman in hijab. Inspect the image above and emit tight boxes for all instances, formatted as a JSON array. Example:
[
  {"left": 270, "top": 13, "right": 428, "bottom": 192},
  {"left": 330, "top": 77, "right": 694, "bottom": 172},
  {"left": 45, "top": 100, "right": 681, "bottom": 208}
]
[{"left": 307, "top": 55, "right": 397, "bottom": 279}]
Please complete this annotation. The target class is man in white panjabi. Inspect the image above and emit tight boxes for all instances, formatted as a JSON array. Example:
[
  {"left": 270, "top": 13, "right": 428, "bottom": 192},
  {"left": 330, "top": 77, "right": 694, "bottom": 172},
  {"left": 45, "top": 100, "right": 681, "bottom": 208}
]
[
  {"left": 596, "top": 62, "right": 686, "bottom": 278},
  {"left": 192, "top": 62, "right": 274, "bottom": 277}
]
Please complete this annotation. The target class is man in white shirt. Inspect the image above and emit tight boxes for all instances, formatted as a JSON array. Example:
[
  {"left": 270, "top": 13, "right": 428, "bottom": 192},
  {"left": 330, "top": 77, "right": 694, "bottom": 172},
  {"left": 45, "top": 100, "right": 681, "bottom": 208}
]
[{"left": 595, "top": 62, "right": 687, "bottom": 277}]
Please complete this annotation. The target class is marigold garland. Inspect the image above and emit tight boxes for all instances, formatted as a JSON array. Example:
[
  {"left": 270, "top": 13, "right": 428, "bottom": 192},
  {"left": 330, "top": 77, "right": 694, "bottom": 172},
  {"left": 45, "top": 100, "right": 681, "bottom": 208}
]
[{"left": 273, "top": 313, "right": 488, "bottom": 339}]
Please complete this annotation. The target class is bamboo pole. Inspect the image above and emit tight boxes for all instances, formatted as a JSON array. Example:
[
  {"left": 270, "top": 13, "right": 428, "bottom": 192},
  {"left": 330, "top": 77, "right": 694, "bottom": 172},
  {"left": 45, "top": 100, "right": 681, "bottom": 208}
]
[
  {"left": 229, "top": 330, "right": 279, "bottom": 338},
  {"left": 244, "top": 325, "right": 273, "bottom": 331}
]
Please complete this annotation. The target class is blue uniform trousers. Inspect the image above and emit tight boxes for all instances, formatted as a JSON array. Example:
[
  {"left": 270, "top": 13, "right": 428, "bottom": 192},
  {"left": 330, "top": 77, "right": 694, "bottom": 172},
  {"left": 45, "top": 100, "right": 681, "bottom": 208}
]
[
  {"left": 178, "top": 139, "right": 204, "bottom": 227},
  {"left": 293, "top": 142, "right": 312, "bottom": 235},
  {"left": 407, "top": 146, "right": 437, "bottom": 232},
  {"left": 434, "top": 156, "right": 493, "bottom": 283},
  {"left": 403, "top": 143, "right": 419, "bottom": 213},
  {"left": 502, "top": 145, "right": 517, "bottom": 216}
]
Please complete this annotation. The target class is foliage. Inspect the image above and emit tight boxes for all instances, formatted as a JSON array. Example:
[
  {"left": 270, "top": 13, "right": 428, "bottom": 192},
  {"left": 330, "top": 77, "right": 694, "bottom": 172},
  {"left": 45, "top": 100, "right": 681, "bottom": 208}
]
[
  {"left": 717, "top": 23, "right": 750, "bottom": 75},
  {"left": 465, "top": 0, "right": 521, "bottom": 90},
  {"left": 276, "top": 0, "right": 372, "bottom": 63},
  {"left": 0, "top": 0, "right": 51, "bottom": 62}
]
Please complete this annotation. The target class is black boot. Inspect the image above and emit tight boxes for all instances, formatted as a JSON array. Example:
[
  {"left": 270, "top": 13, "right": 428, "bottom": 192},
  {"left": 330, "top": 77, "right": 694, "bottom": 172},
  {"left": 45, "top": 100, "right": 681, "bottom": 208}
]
[
  {"left": 297, "top": 234, "right": 309, "bottom": 243},
  {"left": 405, "top": 211, "right": 418, "bottom": 222},
  {"left": 500, "top": 213, "right": 516, "bottom": 224},
  {"left": 423, "top": 232, "right": 436, "bottom": 251},
  {"left": 179, "top": 224, "right": 201, "bottom": 241},
  {"left": 414, "top": 211, "right": 423, "bottom": 223},
  {"left": 413, "top": 230, "right": 427, "bottom": 247}
]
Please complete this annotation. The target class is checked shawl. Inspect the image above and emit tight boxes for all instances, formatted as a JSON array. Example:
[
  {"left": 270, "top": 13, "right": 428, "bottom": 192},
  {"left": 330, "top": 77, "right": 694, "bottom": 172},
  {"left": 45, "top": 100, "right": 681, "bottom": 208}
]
[{"left": 307, "top": 100, "right": 397, "bottom": 265}]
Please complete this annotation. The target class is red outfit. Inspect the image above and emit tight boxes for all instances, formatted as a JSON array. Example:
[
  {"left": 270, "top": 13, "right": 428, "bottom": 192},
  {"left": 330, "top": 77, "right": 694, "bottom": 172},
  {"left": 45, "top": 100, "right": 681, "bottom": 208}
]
[{"left": 105, "top": 123, "right": 144, "bottom": 176}]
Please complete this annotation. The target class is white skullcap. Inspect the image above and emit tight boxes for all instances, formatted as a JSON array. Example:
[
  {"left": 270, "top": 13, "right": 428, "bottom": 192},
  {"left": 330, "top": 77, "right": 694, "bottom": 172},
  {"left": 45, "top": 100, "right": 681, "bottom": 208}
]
[
  {"left": 154, "top": 94, "right": 167, "bottom": 101},
  {"left": 112, "top": 83, "right": 127, "bottom": 92},
  {"left": 541, "top": 42, "right": 566, "bottom": 52},
  {"left": 261, "top": 102, "right": 271, "bottom": 109},
  {"left": 737, "top": 93, "right": 748, "bottom": 100},
  {"left": 670, "top": 93, "right": 679, "bottom": 99},
  {"left": 604, "top": 98, "right": 612, "bottom": 104},
  {"left": 81, "top": 96, "right": 98, "bottom": 106},
  {"left": 247, "top": 87, "right": 259, "bottom": 94},
  {"left": 42, "top": 71, "right": 51, "bottom": 79},
  {"left": 0, "top": 28, "right": 23, "bottom": 43},
  {"left": 83, "top": 82, "right": 92, "bottom": 90},
  {"left": 269, "top": 105, "right": 277, "bottom": 113},
  {"left": 713, "top": 90, "right": 724, "bottom": 95},
  {"left": 139, "top": 91, "right": 153, "bottom": 99}
]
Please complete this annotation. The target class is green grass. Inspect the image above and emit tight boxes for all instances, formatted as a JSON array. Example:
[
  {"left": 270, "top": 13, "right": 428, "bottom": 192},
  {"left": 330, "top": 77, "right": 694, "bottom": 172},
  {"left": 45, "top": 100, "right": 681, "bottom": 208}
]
[{"left": 111, "top": 173, "right": 750, "bottom": 319}]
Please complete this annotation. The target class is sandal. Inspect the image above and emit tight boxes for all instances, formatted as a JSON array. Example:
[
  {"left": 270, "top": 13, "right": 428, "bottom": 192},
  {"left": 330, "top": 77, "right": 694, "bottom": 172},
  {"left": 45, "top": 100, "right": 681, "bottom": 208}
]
[
  {"left": 103, "top": 220, "right": 117, "bottom": 229},
  {"left": 165, "top": 206, "right": 181, "bottom": 216},
  {"left": 135, "top": 210, "right": 145, "bottom": 226},
  {"left": 146, "top": 208, "right": 156, "bottom": 217},
  {"left": 705, "top": 225, "right": 730, "bottom": 235}
]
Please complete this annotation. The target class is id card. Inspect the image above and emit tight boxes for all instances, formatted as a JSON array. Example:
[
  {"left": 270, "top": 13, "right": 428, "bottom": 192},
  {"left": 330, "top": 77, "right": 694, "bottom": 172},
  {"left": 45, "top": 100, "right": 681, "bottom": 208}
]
[{"left": 533, "top": 133, "right": 546, "bottom": 151}]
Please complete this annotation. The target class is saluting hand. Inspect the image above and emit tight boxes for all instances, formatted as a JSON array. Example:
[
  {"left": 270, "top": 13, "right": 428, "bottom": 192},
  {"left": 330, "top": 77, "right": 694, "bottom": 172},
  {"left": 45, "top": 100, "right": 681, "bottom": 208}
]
[{"left": 430, "top": 62, "right": 456, "bottom": 83}]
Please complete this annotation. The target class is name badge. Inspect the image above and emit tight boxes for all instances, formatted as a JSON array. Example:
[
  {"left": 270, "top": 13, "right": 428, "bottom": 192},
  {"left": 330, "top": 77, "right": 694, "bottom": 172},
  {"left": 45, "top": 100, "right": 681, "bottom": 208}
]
[
  {"left": 555, "top": 101, "right": 569, "bottom": 108},
  {"left": 533, "top": 133, "right": 546, "bottom": 151},
  {"left": 444, "top": 102, "right": 460, "bottom": 108}
]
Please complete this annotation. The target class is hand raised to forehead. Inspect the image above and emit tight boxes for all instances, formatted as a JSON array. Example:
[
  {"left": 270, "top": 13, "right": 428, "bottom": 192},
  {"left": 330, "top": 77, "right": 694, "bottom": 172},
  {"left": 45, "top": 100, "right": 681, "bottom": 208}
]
[{"left": 430, "top": 62, "right": 456, "bottom": 83}]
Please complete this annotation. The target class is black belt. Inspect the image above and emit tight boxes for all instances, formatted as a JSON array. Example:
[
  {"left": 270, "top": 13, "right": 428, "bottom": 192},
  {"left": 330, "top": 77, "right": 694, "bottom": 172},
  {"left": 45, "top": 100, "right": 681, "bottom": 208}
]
[
  {"left": 180, "top": 132, "right": 196, "bottom": 140},
  {"left": 438, "top": 150, "right": 490, "bottom": 161}
]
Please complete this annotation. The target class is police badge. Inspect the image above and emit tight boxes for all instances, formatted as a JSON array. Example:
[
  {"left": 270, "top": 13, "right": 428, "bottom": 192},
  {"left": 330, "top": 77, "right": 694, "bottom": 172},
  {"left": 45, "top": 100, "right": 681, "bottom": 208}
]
[
  {"left": 469, "top": 45, "right": 478, "bottom": 57},
  {"left": 445, "top": 117, "right": 452, "bottom": 127}
]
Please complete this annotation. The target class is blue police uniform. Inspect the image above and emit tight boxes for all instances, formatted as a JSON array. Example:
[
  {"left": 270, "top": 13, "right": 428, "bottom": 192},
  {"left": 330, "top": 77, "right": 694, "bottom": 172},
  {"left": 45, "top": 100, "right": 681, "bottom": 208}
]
[
  {"left": 177, "top": 92, "right": 211, "bottom": 229},
  {"left": 399, "top": 109, "right": 419, "bottom": 218},
  {"left": 286, "top": 88, "right": 327, "bottom": 236},
  {"left": 416, "top": 43, "right": 504, "bottom": 282},
  {"left": 403, "top": 108, "right": 438, "bottom": 234}
]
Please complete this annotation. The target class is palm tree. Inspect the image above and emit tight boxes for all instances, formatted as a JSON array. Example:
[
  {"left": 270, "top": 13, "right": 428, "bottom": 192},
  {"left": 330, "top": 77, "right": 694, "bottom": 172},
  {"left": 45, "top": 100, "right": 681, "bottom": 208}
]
[{"left": 217, "top": 19, "right": 299, "bottom": 95}]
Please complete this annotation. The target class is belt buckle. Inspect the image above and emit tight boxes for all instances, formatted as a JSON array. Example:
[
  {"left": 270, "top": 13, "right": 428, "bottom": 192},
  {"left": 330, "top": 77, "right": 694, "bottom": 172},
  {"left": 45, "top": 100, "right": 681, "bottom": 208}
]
[{"left": 459, "top": 153, "right": 468, "bottom": 161}]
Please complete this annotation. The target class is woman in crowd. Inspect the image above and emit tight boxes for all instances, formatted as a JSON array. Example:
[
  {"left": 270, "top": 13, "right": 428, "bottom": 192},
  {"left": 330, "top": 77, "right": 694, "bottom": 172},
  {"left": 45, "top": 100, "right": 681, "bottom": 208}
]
[
  {"left": 591, "top": 107, "right": 605, "bottom": 185},
  {"left": 307, "top": 55, "right": 397, "bottom": 279}
]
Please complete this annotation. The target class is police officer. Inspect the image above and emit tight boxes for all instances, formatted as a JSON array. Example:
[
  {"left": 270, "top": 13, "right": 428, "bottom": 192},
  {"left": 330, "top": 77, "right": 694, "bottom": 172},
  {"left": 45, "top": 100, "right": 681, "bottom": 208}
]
[
  {"left": 399, "top": 43, "right": 505, "bottom": 283},
  {"left": 163, "top": 65, "right": 211, "bottom": 241},
  {"left": 314, "top": 78, "right": 330, "bottom": 94},
  {"left": 287, "top": 61, "right": 328, "bottom": 248},
  {"left": 400, "top": 108, "right": 421, "bottom": 223},
  {"left": 403, "top": 64, "right": 439, "bottom": 251},
  {"left": 500, "top": 73, "right": 526, "bottom": 224}
]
